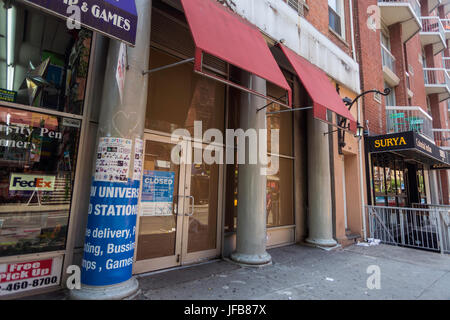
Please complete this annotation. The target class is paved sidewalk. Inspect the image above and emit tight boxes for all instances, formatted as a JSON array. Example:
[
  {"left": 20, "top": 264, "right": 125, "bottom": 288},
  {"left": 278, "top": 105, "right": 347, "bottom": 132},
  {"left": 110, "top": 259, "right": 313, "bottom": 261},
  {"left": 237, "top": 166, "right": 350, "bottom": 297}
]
[{"left": 24, "top": 244, "right": 450, "bottom": 300}]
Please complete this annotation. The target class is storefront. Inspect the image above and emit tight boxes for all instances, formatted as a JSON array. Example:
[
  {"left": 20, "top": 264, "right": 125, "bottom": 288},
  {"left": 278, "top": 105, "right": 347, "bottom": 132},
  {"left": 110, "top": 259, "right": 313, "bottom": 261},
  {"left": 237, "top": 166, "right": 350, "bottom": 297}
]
[
  {"left": 0, "top": 1, "right": 94, "bottom": 297},
  {"left": 1, "top": 0, "right": 365, "bottom": 299},
  {"left": 131, "top": 1, "right": 299, "bottom": 274},
  {"left": 366, "top": 131, "right": 450, "bottom": 207},
  {"left": 129, "top": 0, "right": 361, "bottom": 275},
  {"left": 0, "top": 0, "right": 138, "bottom": 298}
]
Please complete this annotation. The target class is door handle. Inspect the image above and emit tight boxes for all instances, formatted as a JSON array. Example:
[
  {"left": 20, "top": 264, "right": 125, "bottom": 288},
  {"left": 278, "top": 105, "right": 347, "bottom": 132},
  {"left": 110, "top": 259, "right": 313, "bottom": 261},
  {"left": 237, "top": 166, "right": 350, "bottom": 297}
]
[
  {"left": 173, "top": 195, "right": 194, "bottom": 217},
  {"left": 185, "top": 195, "right": 195, "bottom": 217}
]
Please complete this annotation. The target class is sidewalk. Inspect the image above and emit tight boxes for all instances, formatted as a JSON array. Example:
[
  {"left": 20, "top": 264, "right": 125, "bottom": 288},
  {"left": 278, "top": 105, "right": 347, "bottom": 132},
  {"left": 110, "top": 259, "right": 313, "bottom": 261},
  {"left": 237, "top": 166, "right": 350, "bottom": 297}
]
[{"left": 24, "top": 244, "right": 450, "bottom": 300}]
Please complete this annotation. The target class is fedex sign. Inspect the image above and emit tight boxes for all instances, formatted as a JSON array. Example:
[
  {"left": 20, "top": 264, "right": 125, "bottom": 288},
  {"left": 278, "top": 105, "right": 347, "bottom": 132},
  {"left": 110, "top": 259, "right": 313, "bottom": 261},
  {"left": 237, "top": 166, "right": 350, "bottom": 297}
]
[{"left": 9, "top": 174, "right": 56, "bottom": 191}]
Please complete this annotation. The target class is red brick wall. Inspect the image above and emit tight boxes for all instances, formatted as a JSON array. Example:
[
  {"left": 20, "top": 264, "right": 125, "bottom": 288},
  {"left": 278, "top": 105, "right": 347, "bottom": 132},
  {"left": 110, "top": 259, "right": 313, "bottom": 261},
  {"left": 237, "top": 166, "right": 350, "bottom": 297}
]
[
  {"left": 389, "top": 24, "right": 408, "bottom": 106},
  {"left": 303, "top": 0, "right": 354, "bottom": 58},
  {"left": 405, "top": 35, "right": 427, "bottom": 110},
  {"left": 354, "top": 0, "right": 385, "bottom": 135}
]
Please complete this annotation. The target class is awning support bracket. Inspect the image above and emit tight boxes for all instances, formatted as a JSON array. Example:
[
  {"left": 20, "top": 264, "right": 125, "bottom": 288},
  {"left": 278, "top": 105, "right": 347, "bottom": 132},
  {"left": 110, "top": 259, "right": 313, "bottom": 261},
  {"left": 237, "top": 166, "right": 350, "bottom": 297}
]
[
  {"left": 256, "top": 94, "right": 288, "bottom": 112},
  {"left": 266, "top": 106, "right": 313, "bottom": 115},
  {"left": 142, "top": 58, "right": 195, "bottom": 75}
]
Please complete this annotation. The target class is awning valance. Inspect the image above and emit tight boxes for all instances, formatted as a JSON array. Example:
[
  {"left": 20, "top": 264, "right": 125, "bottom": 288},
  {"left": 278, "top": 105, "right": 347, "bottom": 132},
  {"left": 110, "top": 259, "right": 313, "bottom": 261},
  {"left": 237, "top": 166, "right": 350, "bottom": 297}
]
[
  {"left": 23, "top": 0, "right": 138, "bottom": 45},
  {"left": 180, "top": 0, "right": 292, "bottom": 108},
  {"left": 277, "top": 44, "right": 357, "bottom": 132}
]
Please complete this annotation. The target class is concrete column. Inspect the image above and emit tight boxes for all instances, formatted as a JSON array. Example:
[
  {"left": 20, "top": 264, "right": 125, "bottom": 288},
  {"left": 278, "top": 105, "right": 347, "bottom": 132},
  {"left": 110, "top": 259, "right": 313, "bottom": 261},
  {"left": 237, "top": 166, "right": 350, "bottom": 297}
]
[
  {"left": 71, "top": 0, "right": 152, "bottom": 299},
  {"left": 230, "top": 72, "right": 271, "bottom": 265},
  {"left": 306, "top": 112, "right": 337, "bottom": 247}
]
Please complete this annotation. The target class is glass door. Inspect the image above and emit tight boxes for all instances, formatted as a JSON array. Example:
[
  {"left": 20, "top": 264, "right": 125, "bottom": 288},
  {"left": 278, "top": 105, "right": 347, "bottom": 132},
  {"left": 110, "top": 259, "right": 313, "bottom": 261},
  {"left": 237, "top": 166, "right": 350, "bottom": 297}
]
[
  {"left": 133, "top": 134, "right": 187, "bottom": 274},
  {"left": 133, "top": 135, "right": 221, "bottom": 273},
  {"left": 181, "top": 146, "right": 221, "bottom": 264}
]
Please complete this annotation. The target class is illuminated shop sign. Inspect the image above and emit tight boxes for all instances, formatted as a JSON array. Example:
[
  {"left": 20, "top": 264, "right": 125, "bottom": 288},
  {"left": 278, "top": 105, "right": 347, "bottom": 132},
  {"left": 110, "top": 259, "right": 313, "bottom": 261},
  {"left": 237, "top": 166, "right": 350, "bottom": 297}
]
[
  {"left": 9, "top": 174, "right": 56, "bottom": 191},
  {"left": 23, "top": 0, "right": 138, "bottom": 45}
]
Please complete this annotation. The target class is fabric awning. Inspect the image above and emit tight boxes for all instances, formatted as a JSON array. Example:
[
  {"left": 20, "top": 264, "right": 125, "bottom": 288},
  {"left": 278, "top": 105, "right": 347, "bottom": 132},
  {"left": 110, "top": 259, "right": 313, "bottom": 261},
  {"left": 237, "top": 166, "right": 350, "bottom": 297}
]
[
  {"left": 277, "top": 44, "right": 357, "bottom": 132},
  {"left": 23, "top": 0, "right": 138, "bottom": 45},
  {"left": 180, "top": 0, "right": 292, "bottom": 107}
]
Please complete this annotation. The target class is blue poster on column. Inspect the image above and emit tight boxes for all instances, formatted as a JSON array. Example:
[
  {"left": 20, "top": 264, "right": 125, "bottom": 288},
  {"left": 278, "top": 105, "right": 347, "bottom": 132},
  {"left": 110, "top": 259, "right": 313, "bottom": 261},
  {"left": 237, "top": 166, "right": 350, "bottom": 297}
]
[{"left": 81, "top": 179, "right": 140, "bottom": 286}]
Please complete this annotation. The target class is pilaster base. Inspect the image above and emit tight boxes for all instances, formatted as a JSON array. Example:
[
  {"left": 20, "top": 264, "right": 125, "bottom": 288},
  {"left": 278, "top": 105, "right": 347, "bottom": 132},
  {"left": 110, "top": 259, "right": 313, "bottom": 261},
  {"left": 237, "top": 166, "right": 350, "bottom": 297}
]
[
  {"left": 69, "top": 277, "right": 139, "bottom": 300},
  {"left": 230, "top": 252, "right": 272, "bottom": 266},
  {"left": 305, "top": 238, "right": 337, "bottom": 247}
]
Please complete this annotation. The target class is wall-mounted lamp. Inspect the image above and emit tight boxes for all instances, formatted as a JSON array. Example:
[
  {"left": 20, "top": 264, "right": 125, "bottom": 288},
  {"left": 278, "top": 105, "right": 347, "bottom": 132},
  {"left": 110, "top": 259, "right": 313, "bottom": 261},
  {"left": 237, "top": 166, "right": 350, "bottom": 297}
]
[{"left": 354, "top": 122, "right": 364, "bottom": 139}]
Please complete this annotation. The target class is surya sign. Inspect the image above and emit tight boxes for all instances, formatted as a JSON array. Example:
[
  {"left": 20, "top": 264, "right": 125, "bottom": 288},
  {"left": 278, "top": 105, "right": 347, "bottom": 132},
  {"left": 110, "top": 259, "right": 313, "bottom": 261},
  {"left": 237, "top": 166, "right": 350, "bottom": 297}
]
[{"left": 373, "top": 136, "right": 407, "bottom": 148}]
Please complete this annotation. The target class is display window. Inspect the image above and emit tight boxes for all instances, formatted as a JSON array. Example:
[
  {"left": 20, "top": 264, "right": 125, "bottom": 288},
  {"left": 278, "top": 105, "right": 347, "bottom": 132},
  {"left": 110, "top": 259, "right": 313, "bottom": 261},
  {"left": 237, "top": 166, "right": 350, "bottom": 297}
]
[
  {"left": 0, "top": 2, "right": 92, "bottom": 115},
  {"left": 370, "top": 153, "right": 427, "bottom": 207},
  {"left": 0, "top": 106, "right": 81, "bottom": 257}
]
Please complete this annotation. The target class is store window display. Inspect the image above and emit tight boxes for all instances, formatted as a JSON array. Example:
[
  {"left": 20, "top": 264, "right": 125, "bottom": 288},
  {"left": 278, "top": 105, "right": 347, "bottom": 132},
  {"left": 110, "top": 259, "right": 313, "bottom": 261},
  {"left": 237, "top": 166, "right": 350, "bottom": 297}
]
[
  {"left": 0, "top": 107, "right": 81, "bottom": 256},
  {"left": 0, "top": 2, "right": 91, "bottom": 257},
  {"left": 0, "top": 2, "right": 92, "bottom": 114}
]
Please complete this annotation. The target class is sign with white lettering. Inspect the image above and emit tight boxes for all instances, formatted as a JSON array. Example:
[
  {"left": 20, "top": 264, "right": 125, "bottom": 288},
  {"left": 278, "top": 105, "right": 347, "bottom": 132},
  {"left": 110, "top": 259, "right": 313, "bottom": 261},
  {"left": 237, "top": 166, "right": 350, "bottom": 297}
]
[
  {"left": 0, "top": 256, "right": 63, "bottom": 296},
  {"left": 9, "top": 174, "right": 56, "bottom": 191},
  {"left": 81, "top": 180, "right": 139, "bottom": 286},
  {"left": 23, "top": 0, "right": 138, "bottom": 45},
  {"left": 141, "top": 171, "right": 176, "bottom": 216}
]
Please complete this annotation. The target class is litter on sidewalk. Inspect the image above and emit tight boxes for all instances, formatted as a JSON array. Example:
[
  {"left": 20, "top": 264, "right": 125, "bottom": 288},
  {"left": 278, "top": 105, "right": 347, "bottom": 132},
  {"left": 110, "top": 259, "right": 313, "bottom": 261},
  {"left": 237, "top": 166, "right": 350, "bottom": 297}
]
[{"left": 356, "top": 238, "right": 381, "bottom": 247}]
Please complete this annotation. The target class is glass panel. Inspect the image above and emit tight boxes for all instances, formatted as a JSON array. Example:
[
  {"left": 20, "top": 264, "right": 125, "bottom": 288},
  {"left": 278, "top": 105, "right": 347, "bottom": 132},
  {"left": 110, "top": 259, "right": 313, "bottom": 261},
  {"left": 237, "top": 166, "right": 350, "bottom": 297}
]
[
  {"left": 396, "top": 170, "right": 405, "bottom": 195},
  {"left": 266, "top": 83, "right": 293, "bottom": 157},
  {"left": 0, "top": 106, "right": 81, "bottom": 257},
  {"left": 373, "top": 165, "right": 386, "bottom": 194},
  {"left": 145, "top": 48, "right": 225, "bottom": 135},
  {"left": 187, "top": 157, "right": 219, "bottom": 253},
  {"left": 136, "top": 140, "right": 180, "bottom": 261},
  {"left": 266, "top": 157, "right": 294, "bottom": 227},
  {"left": 417, "top": 168, "right": 427, "bottom": 204},
  {"left": 0, "top": 3, "right": 92, "bottom": 115},
  {"left": 386, "top": 166, "right": 396, "bottom": 195},
  {"left": 224, "top": 163, "right": 238, "bottom": 233}
]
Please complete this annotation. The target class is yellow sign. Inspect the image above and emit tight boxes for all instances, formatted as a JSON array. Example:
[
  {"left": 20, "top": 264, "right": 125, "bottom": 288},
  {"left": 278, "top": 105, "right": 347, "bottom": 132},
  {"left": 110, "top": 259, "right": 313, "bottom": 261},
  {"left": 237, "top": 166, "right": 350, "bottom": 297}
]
[{"left": 374, "top": 137, "right": 407, "bottom": 148}]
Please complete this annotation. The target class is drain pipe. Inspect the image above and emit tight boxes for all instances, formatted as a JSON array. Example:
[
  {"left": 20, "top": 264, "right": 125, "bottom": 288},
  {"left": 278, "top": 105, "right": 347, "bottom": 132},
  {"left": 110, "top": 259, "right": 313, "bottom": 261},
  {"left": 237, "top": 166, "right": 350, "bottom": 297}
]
[
  {"left": 350, "top": 0, "right": 367, "bottom": 240},
  {"left": 358, "top": 99, "right": 367, "bottom": 240}
]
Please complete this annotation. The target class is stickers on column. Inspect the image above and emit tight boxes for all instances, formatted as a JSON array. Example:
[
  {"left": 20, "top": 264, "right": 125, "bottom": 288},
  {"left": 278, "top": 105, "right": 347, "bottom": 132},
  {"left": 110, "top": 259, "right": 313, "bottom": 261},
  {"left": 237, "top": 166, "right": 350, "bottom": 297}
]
[
  {"left": 95, "top": 137, "right": 132, "bottom": 183},
  {"left": 133, "top": 138, "right": 143, "bottom": 181}
]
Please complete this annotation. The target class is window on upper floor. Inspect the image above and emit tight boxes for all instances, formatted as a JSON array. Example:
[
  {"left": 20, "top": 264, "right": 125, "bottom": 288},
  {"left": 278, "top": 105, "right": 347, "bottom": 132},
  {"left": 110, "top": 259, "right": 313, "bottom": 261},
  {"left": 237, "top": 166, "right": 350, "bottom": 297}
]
[
  {"left": 284, "top": 0, "right": 308, "bottom": 16},
  {"left": 384, "top": 82, "right": 396, "bottom": 106},
  {"left": 328, "top": 0, "right": 345, "bottom": 38}
]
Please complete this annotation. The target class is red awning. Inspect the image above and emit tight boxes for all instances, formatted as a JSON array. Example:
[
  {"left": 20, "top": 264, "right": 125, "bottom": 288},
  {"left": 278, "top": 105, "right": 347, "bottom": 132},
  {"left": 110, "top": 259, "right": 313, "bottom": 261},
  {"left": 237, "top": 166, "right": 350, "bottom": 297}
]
[
  {"left": 278, "top": 44, "right": 357, "bottom": 132},
  {"left": 180, "top": 0, "right": 292, "bottom": 107}
]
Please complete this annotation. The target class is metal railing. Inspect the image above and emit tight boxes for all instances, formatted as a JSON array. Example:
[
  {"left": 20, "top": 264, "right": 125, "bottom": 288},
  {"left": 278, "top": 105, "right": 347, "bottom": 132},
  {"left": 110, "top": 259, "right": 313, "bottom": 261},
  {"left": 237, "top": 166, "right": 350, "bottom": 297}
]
[
  {"left": 420, "top": 16, "right": 445, "bottom": 40},
  {"left": 432, "top": 128, "right": 450, "bottom": 149},
  {"left": 441, "top": 18, "right": 450, "bottom": 33},
  {"left": 386, "top": 106, "right": 434, "bottom": 140},
  {"left": 367, "top": 205, "right": 449, "bottom": 254},
  {"left": 443, "top": 57, "right": 450, "bottom": 71},
  {"left": 286, "top": 0, "right": 307, "bottom": 16},
  {"left": 378, "top": 0, "right": 421, "bottom": 19},
  {"left": 423, "top": 67, "right": 450, "bottom": 88},
  {"left": 381, "top": 43, "right": 396, "bottom": 73}
]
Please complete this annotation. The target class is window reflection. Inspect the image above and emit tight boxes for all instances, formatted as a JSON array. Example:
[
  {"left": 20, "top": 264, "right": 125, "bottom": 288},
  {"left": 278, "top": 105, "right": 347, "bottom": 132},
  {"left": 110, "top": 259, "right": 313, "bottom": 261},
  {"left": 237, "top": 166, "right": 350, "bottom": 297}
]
[
  {"left": 0, "top": 3, "right": 91, "bottom": 114},
  {"left": 0, "top": 107, "right": 81, "bottom": 257}
]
